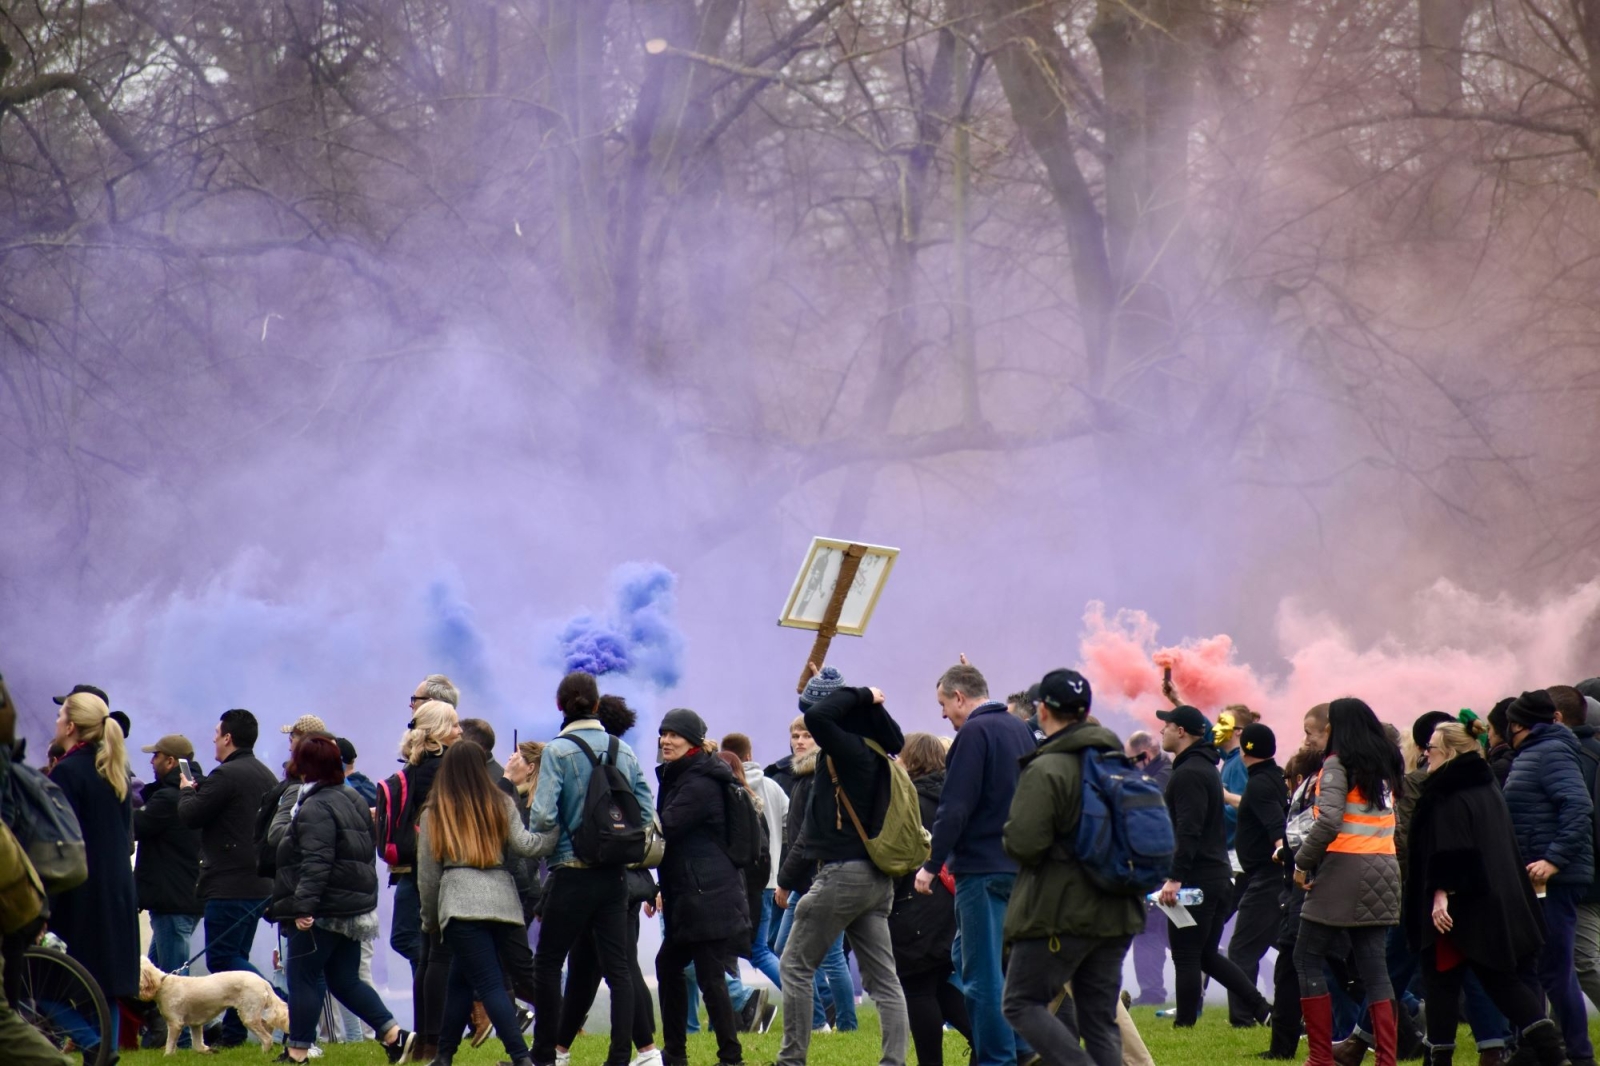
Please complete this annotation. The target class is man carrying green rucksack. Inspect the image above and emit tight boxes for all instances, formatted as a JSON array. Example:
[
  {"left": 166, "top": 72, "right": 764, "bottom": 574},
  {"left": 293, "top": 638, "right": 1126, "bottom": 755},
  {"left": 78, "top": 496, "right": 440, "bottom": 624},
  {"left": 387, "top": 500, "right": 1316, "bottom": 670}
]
[{"left": 774, "top": 666, "right": 921, "bottom": 1066}]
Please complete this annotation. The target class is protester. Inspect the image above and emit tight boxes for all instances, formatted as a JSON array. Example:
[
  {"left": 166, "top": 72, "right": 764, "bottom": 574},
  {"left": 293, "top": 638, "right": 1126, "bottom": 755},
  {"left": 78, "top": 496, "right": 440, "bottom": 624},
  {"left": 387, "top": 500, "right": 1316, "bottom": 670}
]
[
  {"left": 773, "top": 708, "right": 857, "bottom": 1034},
  {"left": 494, "top": 738, "right": 544, "bottom": 1016},
  {"left": 338, "top": 738, "right": 378, "bottom": 805},
  {"left": 715, "top": 749, "right": 776, "bottom": 1031},
  {"left": 412, "top": 674, "right": 461, "bottom": 715},
  {"left": 556, "top": 695, "right": 660, "bottom": 1066},
  {"left": 1226, "top": 723, "right": 1286, "bottom": 1028},
  {"left": 1404, "top": 721, "right": 1570, "bottom": 1066},
  {"left": 1125, "top": 730, "right": 1171, "bottom": 1008},
  {"left": 918, "top": 662, "right": 1038, "bottom": 1066},
  {"left": 418, "top": 741, "right": 550, "bottom": 1066},
  {"left": 1214, "top": 708, "right": 1245, "bottom": 846},
  {"left": 1001, "top": 669, "right": 1142, "bottom": 1066},
  {"left": 1293, "top": 697, "right": 1403, "bottom": 1066},
  {"left": 269, "top": 734, "right": 412, "bottom": 1064},
  {"left": 1259, "top": 741, "right": 1327, "bottom": 1060},
  {"left": 653, "top": 709, "right": 749, "bottom": 1066},
  {"left": 460, "top": 719, "right": 505, "bottom": 785},
  {"left": 1484, "top": 699, "right": 1515, "bottom": 787},
  {"left": 400, "top": 700, "right": 467, "bottom": 1061},
  {"left": 1155, "top": 703, "right": 1270, "bottom": 1027},
  {"left": 260, "top": 715, "right": 329, "bottom": 880},
  {"left": 177, "top": 708, "right": 279, "bottom": 1047},
  {"left": 1551, "top": 686, "right": 1600, "bottom": 1016},
  {"left": 774, "top": 668, "right": 910, "bottom": 1066},
  {"left": 529, "top": 672, "right": 654, "bottom": 1066},
  {"left": 722, "top": 732, "right": 788, "bottom": 995},
  {"left": 890, "top": 733, "right": 971, "bottom": 1066},
  {"left": 1503, "top": 688, "right": 1596, "bottom": 1066},
  {"left": 48, "top": 690, "right": 140, "bottom": 1048},
  {"left": 136, "top": 735, "right": 205, "bottom": 977}
]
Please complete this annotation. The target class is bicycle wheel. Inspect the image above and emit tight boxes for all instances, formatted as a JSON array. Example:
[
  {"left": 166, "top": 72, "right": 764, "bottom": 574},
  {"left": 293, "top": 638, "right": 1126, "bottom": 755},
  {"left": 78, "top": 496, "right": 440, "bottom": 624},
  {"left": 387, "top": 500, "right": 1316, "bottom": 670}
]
[{"left": 16, "top": 945, "right": 113, "bottom": 1066}]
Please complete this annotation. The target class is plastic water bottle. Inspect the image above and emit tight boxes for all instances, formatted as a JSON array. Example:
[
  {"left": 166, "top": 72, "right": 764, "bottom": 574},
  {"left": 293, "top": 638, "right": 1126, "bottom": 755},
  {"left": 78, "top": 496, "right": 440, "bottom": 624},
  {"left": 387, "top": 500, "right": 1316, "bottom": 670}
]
[{"left": 1148, "top": 888, "right": 1205, "bottom": 906}]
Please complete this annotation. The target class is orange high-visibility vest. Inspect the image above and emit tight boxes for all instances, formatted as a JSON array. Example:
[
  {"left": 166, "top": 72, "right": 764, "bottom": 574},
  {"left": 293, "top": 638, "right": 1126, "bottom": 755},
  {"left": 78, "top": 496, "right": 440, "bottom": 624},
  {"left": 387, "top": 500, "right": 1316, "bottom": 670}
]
[{"left": 1313, "top": 772, "right": 1395, "bottom": 856}]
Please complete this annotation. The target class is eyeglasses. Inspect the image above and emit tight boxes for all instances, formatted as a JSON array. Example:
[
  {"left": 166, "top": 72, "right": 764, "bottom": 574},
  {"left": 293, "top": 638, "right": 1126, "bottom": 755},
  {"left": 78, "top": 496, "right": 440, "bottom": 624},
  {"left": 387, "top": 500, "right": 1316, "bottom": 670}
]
[{"left": 409, "top": 694, "right": 426, "bottom": 707}]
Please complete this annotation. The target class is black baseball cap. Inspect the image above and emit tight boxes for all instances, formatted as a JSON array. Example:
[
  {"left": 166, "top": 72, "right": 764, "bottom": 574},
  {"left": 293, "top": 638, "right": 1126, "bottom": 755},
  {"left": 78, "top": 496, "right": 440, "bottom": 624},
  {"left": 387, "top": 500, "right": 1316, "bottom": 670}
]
[
  {"left": 1156, "top": 704, "right": 1210, "bottom": 737},
  {"left": 335, "top": 737, "right": 358, "bottom": 764},
  {"left": 54, "top": 684, "right": 108, "bottom": 707},
  {"left": 1037, "top": 669, "right": 1092, "bottom": 715},
  {"left": 1239, "top": 723, "right": 1276, "bottom": 759}
]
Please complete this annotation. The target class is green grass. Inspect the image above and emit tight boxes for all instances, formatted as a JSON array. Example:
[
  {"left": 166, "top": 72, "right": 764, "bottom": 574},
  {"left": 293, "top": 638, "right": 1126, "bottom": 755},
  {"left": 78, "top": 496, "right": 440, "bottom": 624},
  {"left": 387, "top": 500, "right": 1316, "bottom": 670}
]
[{"left": 108, "top": 1004, "right": 1600, "bottom": 1066}]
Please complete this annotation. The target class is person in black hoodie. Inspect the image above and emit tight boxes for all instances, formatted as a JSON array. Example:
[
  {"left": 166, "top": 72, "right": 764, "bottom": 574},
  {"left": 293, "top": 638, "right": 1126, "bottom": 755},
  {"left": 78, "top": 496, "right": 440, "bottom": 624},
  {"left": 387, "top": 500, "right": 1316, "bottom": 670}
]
[
  {"left": 1155, "top": 704, "right": 1271, "bottom": 1028},
  {"left": 270, "top": 735, "right": 413, "bottom": 1064},
  {"left": 655, "top": 709, "right": 749, "bottom": 1066},
  {"left": 890, "top": 733, "right": 971, "bottom": 1066},
  {"left": 1225, "top": 724, "right": 1286, "bottom": 1028},
  {"left": 1485, "top": 698, "right": 1516, "bottom": 787},
  {"left": 774, "top": 669, "right": 910, "bottom": 1066}
]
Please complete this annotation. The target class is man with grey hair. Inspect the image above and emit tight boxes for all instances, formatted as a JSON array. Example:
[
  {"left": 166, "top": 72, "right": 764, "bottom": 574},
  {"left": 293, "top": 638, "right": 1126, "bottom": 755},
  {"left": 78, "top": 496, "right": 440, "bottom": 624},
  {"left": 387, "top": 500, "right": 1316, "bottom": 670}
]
[
  {"left": 410, "top": 673, "right": 459, "bottom": 713},
  {"left": 915, "top": 662, "right": 1038, "bottom": 1066},
  {"left": 1125, "top": 729, "right": 1173, "bottom": 1006}
]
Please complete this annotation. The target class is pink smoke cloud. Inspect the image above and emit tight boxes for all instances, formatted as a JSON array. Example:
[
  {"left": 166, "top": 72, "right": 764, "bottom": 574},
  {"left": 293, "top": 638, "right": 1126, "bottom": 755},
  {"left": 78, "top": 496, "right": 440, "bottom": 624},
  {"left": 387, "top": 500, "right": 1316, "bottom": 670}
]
[{"left": 1077, "top": 580, "right": 1600, "bottom": 736}]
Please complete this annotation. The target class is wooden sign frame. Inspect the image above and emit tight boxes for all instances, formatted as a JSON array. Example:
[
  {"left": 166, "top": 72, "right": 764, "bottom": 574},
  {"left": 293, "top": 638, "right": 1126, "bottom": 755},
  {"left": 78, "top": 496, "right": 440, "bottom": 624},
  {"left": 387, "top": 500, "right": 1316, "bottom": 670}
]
[{"left": 778, "top": 537, "right": 899, "bottom": 692}]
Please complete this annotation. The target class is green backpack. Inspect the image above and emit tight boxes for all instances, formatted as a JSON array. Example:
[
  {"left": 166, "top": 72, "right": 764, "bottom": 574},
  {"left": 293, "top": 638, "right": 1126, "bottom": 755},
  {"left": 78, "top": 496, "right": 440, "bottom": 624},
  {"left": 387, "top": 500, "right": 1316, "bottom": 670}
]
[{"left": 827, "top": 739, "right": 932, "bottom": 877}]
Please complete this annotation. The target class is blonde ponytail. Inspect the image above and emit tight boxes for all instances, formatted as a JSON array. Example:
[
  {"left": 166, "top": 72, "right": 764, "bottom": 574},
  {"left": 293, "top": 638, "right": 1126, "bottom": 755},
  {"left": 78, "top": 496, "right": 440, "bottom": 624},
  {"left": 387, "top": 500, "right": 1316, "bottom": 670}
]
[{"left": 64, "top": 693, "right": 129, "bottom": 801}]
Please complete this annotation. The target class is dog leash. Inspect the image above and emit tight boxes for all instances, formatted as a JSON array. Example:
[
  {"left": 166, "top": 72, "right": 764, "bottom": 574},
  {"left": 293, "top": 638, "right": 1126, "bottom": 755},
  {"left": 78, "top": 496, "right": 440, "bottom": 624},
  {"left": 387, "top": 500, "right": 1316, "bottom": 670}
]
[{"left": 174, "top": 905, "right": 269, "bottom": 975}]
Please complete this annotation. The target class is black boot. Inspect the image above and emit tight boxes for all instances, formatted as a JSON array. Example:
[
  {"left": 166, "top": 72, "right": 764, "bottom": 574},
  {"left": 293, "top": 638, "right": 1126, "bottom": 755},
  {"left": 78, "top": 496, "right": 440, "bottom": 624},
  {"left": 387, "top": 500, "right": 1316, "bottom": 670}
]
[
  {"left": 1514, "top": 1020, "right": 1571, "bottom": 1066},
  {"left": 1429, "top": 1045, "right": 1455, "bottom": 1066},
  {"left": 1397, "top": 1002, "right": 1427, "bottom": 1062}
]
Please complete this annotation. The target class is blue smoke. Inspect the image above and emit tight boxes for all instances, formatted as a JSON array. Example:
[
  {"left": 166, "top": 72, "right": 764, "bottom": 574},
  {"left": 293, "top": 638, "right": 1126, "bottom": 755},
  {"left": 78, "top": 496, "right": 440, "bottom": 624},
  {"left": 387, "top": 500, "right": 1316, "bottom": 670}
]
[
  {"left": 558, "top": 563, "right": 683, "bottom": 690},
  {"left": 426, "top": 581, "right": 492, "bottom": 702}
]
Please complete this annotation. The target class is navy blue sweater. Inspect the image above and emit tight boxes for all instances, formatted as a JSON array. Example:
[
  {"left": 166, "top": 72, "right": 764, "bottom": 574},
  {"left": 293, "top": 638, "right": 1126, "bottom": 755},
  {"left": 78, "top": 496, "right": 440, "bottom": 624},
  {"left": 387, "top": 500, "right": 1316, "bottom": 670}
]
[
  {"left": 924, "top": 702, "right": 1038, "bottom": 876},
  {"left": 1504, "top": 723, "right": 1594, "bottom": 890}
]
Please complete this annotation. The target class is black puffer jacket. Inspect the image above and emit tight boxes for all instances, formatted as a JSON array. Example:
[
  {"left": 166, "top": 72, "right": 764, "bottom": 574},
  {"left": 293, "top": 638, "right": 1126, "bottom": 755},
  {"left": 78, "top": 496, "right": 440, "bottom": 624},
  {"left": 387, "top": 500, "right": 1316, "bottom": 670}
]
[
  {"left": 777, "top": 750, "right": 820, "bottom": 894},
  {"left": 890, "top": 772, "right": 956, "bottom": 975},
  {"left": 657, "top": 751, "right": 750, "bottom": 945},
  {"left": 270, "top": 782, "right": 378, "bottom": 920},
  {"left": 135, "top": 764, "right": 206, "bottom": 916}
]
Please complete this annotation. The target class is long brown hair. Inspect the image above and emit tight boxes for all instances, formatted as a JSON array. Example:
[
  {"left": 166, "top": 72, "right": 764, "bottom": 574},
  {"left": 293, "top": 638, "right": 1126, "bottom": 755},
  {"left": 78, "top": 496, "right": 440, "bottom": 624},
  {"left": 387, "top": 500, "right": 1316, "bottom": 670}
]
[{"left": 428, "top": 741, "right": 509, "bottom": 868}]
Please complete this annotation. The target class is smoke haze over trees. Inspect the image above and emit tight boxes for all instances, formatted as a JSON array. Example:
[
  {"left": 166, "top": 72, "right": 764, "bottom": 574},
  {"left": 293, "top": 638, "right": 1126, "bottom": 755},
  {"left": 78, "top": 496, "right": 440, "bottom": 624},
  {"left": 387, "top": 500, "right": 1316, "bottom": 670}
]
[{"left": 3, "top": 0, "right": 1599, "bottom": 752}]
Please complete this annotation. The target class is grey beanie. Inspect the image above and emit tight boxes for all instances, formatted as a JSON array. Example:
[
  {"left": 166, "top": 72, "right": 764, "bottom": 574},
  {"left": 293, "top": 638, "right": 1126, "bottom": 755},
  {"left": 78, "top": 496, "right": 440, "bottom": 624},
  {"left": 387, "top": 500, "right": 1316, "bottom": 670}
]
[
  {"left": 659, "top": 708, "right": 708, "bottom": 749},
  {"left": 799, "top": 666, "right": 846, "bottom": 711}
]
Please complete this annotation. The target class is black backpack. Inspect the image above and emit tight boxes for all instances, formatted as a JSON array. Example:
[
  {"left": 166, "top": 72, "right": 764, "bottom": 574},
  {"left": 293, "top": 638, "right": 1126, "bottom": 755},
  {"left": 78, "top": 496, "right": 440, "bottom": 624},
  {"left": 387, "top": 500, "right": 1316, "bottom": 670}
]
[
  {"left": 720, "top": 782, "right": 764, "bottom": 869},
  {"left": 0, "top": 747, "right": 87, "bottom": 895},
  {"left": 567, "top": 735, "right": 648, "bottom": 867},
  {"left": 375, "top": 767, "right": 419, "bottom": 869}
]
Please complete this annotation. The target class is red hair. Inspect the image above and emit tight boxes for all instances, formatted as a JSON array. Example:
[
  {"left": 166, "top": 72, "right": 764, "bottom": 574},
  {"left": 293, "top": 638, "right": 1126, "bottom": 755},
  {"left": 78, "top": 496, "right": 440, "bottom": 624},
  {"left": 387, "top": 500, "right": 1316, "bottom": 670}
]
[
  {"left": 289, "top": 735, "right": 345, "bottom": 785},
  {"left": 718, "top": 750, "right": 754, "bottom": 796}
]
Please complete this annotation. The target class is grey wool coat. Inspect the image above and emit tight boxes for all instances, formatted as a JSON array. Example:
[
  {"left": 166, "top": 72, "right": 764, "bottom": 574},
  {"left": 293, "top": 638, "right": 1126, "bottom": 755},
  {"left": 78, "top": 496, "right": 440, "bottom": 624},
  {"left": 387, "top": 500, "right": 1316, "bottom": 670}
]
[
  {"left": 418, "top": 792, "right": 557, "bottom": 933},
  {"left": 1295, "top": 754, "right": 1401, "bottom": 927}
]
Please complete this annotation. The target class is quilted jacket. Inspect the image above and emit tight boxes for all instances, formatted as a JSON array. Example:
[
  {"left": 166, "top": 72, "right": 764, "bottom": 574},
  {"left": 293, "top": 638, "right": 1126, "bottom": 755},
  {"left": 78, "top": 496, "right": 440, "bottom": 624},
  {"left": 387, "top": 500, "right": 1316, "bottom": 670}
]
[
  {"left": 1295, "top": 754, "right": 1400, "bottom": 927},
  {"left": 1503, "top": 723, "right": 1594, "bottom": 889}
]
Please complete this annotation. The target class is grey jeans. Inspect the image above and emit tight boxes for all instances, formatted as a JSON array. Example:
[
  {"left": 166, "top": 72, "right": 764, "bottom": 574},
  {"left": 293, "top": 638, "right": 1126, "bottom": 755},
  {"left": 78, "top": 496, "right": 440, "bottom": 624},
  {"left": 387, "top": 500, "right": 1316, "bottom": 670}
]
[
  {"left": 1002, "top": 935, "right": 1131, "bottom": 1066},
  {"left": 777, "top": 860, "right": 907, "bottom": 1066},
  {"left": 1574, "top": 901, "right": 1600, "bottom": 1012}
]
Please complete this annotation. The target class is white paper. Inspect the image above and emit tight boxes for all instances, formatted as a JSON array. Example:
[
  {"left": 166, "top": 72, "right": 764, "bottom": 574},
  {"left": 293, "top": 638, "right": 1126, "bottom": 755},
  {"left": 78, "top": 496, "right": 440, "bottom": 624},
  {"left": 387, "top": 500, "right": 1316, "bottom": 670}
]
[{"left": 1155, "top": 901, "right": 1196, "bottom": 928}]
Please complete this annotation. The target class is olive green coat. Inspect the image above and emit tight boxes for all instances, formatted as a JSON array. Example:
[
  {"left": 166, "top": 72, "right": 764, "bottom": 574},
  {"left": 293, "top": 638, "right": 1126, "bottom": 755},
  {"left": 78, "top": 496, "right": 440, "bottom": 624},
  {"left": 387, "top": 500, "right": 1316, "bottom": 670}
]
[{"left": 1001, "top": 722, "right": 1147, "bottom": 944}]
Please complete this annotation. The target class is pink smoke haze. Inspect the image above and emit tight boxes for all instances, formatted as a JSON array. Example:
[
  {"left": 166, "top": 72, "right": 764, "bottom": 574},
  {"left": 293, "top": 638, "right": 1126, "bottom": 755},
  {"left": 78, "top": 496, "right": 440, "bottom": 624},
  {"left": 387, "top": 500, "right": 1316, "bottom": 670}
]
[{"left": 1079, "top": 580, "right": 1600, "bottom": 735}]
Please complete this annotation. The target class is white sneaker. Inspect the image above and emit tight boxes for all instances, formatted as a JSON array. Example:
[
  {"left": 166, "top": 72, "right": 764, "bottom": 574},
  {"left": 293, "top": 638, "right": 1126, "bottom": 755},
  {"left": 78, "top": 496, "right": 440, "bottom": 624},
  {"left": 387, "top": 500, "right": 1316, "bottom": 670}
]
[
  {"left": 557, "top": 1050, "right": 571, "bottom": 1066},
  {"left": 812, "top": 1024, "right": 833, "bottom": 1034},
  {"left": 630, "top": 1049, "right": 664, "bottom": 1066}
]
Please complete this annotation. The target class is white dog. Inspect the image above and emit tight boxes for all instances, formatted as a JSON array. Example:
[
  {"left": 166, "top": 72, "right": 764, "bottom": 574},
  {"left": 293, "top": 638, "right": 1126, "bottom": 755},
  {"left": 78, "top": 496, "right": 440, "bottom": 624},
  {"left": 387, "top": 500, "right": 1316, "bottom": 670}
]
[{"left": 137, "top": 956, "right": 289, "bottom": 1055}]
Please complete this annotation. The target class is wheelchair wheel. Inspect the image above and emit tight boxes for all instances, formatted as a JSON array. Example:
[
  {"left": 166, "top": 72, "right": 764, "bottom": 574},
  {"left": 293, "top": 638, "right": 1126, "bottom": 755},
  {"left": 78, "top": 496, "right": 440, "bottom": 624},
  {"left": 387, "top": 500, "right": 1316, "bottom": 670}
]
[{"left": 17, "top": 945, "right": 113, "bottom": 1066}]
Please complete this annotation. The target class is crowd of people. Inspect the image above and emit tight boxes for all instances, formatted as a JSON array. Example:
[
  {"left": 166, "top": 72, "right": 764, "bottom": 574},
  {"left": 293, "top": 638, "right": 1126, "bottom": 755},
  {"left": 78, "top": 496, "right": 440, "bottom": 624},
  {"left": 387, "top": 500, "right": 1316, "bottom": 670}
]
[{"left": 1, "top": 662, "right": 1599, "bottom": 1066}]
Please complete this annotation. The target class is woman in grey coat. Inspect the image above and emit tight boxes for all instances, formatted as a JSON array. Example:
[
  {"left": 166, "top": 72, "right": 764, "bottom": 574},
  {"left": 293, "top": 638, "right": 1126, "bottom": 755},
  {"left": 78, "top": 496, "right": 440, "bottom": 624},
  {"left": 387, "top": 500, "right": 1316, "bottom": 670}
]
[
  {"left": 417, "top": 742, "right": 553, "bottom": 1066},
  {"left": 1293, "top": 697, "right": 1404, "bottom": 1066}
]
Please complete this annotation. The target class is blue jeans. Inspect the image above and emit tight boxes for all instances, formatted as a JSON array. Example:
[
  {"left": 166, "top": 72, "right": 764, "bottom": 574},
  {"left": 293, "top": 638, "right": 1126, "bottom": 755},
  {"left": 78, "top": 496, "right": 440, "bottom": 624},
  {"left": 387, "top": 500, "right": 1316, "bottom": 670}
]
[
  {"left": 203, "top": 898, "right": 268, "bottom": 1044},
  {"left": 440, "top": 920, "right": 526, "bottom": 1060},
  {"left": 1538, "top": 885, "right": 1594, "bottom": 1061},
  {"left": 148, "top": 913, "right": 199, "bottom": 973},
  {"left": 955, "top": 873, "right": 1017, "bottom": 1066},
  {"left": 749, "top": 890, "right": 783, "bottom": 988},
  {"left": 391, "top": 875, "right": 422, "bottom": 973},
  {"left": 284, "top": 926, "right": 395, "bottom": 1050},
  {"left": 775, "top": 892, "right": 856, "bottom": 1030}
]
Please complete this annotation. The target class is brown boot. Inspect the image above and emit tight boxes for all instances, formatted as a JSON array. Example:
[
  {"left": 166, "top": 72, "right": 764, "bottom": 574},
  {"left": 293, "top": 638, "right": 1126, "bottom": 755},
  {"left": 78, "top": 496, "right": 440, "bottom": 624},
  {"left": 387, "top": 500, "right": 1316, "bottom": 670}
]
[
  {"left": 1479, "top": 1048, "right": 1507, "bottom": 1066},
  {"left": 470, "top": 1002, "right": 493, "bottom": 1048},
  {"left": 1333, "top": 1031, "right": 1374, "bottom": 1066}
]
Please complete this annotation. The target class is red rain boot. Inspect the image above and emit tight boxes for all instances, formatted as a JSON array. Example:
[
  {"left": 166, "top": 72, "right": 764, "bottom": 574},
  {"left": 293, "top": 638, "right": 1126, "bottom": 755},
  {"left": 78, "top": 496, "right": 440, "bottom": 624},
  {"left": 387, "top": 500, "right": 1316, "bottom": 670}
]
[
  {"left": 1303, "top": 994, "right": 1336, "bottom": 1066},
  {"left": 1371, "top": 998, "right": 1399, "bottom": 1066}
]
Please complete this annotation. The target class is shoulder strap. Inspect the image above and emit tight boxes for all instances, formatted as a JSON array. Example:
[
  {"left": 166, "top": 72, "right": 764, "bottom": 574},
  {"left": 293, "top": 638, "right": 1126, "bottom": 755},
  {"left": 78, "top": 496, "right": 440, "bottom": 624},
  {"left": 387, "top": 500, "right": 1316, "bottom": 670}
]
[
  {"left": 826, "top": 754, "right": 870, "bottom": 844},
  {"left": 565, "top": 734, "right": 601, "bottom": 767},
  {"left": 606, "top": 736, "right": 620, "bottom": 767}
]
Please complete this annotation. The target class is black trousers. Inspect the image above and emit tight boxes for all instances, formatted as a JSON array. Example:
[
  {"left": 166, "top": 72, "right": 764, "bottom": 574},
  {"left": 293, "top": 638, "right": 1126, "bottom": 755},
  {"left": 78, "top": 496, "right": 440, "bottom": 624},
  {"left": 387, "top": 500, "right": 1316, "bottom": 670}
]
[
  {"left": 533, "top": 867, "right": 635, "bottom": 1066},
  {"left": 903, "top": 966, "right": 972, "bottom": 1066},
  {"left": 415, "top": 928, "right": 454, "bottom": 1047},
  {"left": 495, "top": 922, "right": 538, "bottom": 1006},
  {"left": 1227, "top": 868, "right": 1280, "bottom": 1026},
  {"left": 1168, "top": 877, "right": 1265, "bottom": 1027},
  {"left": 557, "top": 905, "right": 655, "bottom": 1051},
  {"left": 1420, "top": 946, "right": 1545, "bottom": 1047},
  {"left": 1266, "top": 888, "right": 1304, "bottom": 1057},
  {"left": 657, "top": 937, "right": 741, "bottom": 1066}
]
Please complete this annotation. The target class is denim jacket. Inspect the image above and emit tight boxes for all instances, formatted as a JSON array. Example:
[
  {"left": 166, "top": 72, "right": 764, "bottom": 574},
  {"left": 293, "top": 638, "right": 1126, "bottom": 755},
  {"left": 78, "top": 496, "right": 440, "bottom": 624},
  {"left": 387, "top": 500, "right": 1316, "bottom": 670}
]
[{"left": 528, "top": 719, "right": 655, "bottom": 867}]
